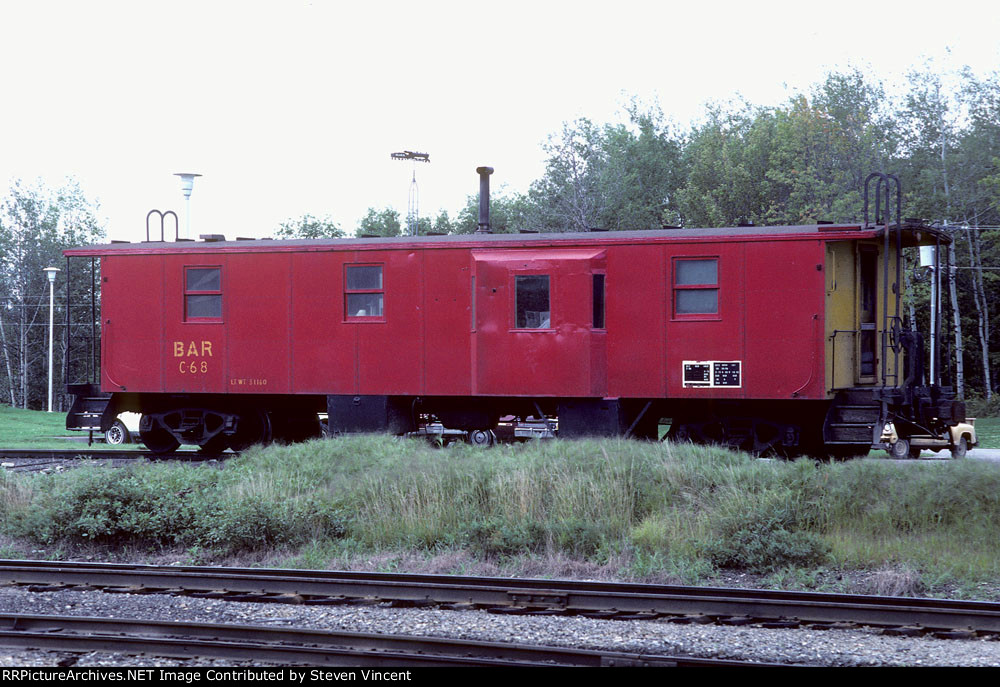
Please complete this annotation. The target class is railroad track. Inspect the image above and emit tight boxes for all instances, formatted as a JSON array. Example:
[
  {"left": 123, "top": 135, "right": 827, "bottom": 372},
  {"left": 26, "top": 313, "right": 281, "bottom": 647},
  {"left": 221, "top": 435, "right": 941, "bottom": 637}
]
[
  {"left": 0, "top": 613, "right": 758, "bottom": 667},
  {"left": 0, "top": 448, "right": 231, "bottom": 471},
  {"left": 0, "top": 560, "right": 995, "bottom": 637}
]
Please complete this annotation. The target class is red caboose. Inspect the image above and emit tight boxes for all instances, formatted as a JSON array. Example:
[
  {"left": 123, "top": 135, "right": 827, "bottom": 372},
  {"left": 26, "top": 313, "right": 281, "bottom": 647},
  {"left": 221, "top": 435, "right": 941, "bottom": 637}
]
[{"left": 65, "top": 174, "right": 967, "bottom": 457}]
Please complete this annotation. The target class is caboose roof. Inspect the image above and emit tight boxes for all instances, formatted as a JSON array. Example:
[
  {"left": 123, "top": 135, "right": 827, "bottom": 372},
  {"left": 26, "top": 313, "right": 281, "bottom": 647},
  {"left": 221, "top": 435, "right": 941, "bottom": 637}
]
[{"left": 64, "top": 222, "right": 947, "bottom": 257}]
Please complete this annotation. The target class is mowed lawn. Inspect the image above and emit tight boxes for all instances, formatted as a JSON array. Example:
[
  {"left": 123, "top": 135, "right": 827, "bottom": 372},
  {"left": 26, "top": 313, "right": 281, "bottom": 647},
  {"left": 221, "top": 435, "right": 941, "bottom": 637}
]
[{"left": 0, "top": 405, "right": 84, "bottom": 448}]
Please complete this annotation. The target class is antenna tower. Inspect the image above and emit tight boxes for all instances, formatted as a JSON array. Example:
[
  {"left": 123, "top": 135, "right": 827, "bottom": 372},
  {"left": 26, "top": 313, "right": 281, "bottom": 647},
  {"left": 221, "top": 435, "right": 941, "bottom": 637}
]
[{"left": 390, "top": 150, "right": 430, "bottom": 235}]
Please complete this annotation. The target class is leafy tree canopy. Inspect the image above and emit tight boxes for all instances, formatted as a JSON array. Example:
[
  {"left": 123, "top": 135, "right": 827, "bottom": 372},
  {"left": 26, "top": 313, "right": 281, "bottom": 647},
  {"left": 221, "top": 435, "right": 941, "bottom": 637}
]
[{"left": 274, "top": 214, "right": 344, "bottom": 239}]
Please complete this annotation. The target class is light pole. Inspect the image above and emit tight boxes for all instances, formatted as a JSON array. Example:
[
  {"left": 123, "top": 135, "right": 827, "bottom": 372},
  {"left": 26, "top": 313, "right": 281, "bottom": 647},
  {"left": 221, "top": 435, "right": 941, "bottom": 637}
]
[
  {"left": 174, "top": 172, "right": 202, "bottom": 239},
  {"left": 43, "top": 267, "right": 60, "bottom": 412},
  {"left": 920, "top": 244, "right": 938, "bottom": 384}
]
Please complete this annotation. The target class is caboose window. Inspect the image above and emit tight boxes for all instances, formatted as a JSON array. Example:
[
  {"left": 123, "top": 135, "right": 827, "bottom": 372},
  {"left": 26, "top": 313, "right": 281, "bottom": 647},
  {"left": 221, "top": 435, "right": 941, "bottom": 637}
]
[
  {"left": 515, "top": 275, "right": 550, "bottom": 329},
  {"left": 184, "top": 267, "right": 222, "bottom": 320},
  {"left": 674, "top": 258, "right": 718, "bottom": 316},
  {"left": 346, "top": 264, "right": 384, "bottom": 319},
  {"left": 592, "top": 273, "right": 606, "bottom": 329}
]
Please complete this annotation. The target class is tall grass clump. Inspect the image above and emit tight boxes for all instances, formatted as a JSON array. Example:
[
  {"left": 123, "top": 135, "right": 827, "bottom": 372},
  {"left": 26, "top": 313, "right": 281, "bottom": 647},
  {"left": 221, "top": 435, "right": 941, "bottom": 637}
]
[{"left": 815, "top": 459, "right": 1000, "bottom": 574}]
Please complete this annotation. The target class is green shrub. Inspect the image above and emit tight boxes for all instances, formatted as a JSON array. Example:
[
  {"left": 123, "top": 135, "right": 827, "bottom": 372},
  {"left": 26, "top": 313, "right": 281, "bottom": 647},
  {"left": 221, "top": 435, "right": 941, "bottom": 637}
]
[
  {"left": 3, "top": 463, "right": 349, "bottom": 554},
  {"left": 550, "top": 518, "right": 605, "bottom": 558},
  {"left": 196, "top": 496, "right": 348, "bottom": 555},
  {"left": 704, "top": 515, "right": 830, "bottom": 572},
  {"left": 5, "top": 466, "right": 211, "bottom": 547},
  {"left": 463, "top": 518, "right": 546, "bottom": 557}
]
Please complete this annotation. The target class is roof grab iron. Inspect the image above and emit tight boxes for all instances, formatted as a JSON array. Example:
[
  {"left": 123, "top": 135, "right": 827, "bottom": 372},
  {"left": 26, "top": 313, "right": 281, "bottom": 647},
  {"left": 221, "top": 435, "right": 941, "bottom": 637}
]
[
  {"left": 146, "top": 210, "right": 179, "bottom": 242},
  {"left": 863, "top": 173, "right": 901, "bottom": 228}
]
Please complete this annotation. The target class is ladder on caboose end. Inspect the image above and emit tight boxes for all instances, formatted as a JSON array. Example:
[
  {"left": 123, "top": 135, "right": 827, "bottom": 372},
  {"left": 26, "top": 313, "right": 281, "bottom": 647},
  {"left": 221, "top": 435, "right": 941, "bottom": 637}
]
[{"left": 862, "top": 172, "right": 904, "bottom": 394}]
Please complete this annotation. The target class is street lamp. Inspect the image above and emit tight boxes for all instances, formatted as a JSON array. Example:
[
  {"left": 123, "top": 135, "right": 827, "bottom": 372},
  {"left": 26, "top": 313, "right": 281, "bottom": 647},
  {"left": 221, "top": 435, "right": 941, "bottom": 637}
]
[
  {"left": 174, "top": 172, "right": 202, "bottom": 239},
  {"left": 920, "top": 244, "right": 938, "bottom": 384},
  {"left": 43, "top": 267, "right": 60, "bottom": 412}
]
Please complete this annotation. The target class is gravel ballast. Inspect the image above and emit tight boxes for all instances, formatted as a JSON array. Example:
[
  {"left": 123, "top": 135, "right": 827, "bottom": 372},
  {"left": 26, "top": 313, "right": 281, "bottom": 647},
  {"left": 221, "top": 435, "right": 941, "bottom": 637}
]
[{"left": 0, "top": 586, "right": 998, "bottom": 667}]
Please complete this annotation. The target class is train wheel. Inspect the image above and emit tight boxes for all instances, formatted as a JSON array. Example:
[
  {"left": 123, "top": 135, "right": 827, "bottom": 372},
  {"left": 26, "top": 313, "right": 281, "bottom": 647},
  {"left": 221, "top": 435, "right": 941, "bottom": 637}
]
[
  {"left": 140, "top": 426, "right": 180, "bottom": 454},
  {"left": 467, "top": 429, "right": 496, "bottom": 447},
  {"left": 228, "top": 410, "right": 272, "bottom": 451}
]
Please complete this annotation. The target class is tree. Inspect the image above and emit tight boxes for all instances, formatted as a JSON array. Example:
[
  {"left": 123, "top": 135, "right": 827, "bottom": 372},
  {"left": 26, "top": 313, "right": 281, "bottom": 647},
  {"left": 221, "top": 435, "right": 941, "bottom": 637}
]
[
  {"left": 452, "top": 186, "right": 531, "bottom": 234},
  {"left": 274, "top": 214, "right": 344, "bottom": 239},
  {"left": 356, "top": 207, "right": 402, "bottom": 237},
  {"left": 430, "top": 210, "right": 454, "bottom": 235},
  {"left": 675, "top": 70, "right": 896, "bottom": 228},
  {"left": 677, "top": 99, "right": 776, "bottom": 227},
  {"left": 0, "top": 178, "right": 105, "bottom": 409},
  {"left": 527, "top": 117, "right": 608, "bottom": 231},
  {"left": 527, "top": 102, "right": 687, "bottom": 231}
]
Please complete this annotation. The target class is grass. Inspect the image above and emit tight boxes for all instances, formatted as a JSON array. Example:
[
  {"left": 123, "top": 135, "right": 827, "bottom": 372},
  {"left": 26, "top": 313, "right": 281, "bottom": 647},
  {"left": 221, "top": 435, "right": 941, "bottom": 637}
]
[
  {"left": 0, "top": 405, "right": 143, "bottom": 451},
  {"left": 0, "top": 405, "right": 87, "bottom": 448},
  {"left": 973, "top": 417, "right": 1000, "bottom": 450},
  {"left": 4, "top": 430, "right": 1000, "bottom": 599}
]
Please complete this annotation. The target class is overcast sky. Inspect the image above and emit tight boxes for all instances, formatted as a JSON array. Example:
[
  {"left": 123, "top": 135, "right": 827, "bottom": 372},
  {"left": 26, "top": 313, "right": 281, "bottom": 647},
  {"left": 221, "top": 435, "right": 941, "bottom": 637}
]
[{"left": 1, "top": 0, "right": 998, "bottom": 243}]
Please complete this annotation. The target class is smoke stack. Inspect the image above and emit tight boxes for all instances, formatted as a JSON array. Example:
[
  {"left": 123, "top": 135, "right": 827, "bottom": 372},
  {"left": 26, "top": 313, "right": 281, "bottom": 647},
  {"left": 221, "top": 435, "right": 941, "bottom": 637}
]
[{"left": 476, "top": 166, "right": 493, "bottom": 234}]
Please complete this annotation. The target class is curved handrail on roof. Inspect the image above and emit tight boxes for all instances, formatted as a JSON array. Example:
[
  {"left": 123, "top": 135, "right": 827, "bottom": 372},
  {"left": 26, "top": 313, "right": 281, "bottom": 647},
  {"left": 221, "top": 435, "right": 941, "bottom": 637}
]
[{"left": 146, "top": 210, "right": 179, "bottom": 242}]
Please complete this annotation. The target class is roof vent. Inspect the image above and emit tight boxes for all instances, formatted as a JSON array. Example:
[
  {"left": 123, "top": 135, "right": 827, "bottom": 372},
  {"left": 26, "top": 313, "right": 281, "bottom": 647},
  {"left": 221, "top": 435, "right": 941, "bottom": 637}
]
[{"left": 200, "top": 234, "right": 226, "bottom": 242}]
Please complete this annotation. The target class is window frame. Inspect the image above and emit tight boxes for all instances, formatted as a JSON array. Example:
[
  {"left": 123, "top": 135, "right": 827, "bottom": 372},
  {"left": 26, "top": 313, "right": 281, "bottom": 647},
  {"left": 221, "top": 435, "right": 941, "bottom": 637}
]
[
  {"left": 344, "top": 263, "right": 385, "bottom": 322},
  {"left": 183, "top": 265, "right": 223, "bottom": 323},
  {"left": 512, "top": 273, "right": 553, "bottom": 331},
  {"left": 592, "top": 271, "right": 606, "bottom": 330},
  {"left": 672, "top": 256, "right": 720, "bottom": 320}
]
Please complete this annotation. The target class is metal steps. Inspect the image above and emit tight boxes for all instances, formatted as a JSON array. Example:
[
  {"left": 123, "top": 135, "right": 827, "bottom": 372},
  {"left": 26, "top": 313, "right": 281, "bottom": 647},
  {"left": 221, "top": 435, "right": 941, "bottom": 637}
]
[
  {"left": 824, "top": 391, "right": 882, "bottom": 445},
  {"left": 65, "top": 384, "right": 110, "bottom": 432}
]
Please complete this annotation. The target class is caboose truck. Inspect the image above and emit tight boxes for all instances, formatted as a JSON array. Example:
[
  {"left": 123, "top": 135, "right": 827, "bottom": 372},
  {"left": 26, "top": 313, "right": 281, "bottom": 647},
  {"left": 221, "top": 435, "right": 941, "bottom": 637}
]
[{"left": 64, "top": 170, "right": 973, "bottom": 458}]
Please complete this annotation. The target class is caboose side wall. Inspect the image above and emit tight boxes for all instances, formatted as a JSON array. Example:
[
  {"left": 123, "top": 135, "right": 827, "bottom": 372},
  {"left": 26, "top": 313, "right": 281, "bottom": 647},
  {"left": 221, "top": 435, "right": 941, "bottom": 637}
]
[
  {"left": 659, "top": 239, "right": 827, "bottom": 401},
  {"left": 742, "top": 239, "right": 827, "bottom": 400},
  {"left": 98, "top": 234, "right": 830, "bottom": 403}
]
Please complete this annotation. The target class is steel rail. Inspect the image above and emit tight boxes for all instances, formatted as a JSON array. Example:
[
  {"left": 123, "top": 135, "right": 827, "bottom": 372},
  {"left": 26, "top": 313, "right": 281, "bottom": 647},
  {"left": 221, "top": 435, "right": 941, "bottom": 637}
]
[
  {"left": 2, "top": 560, "right": 999, "bottom": 633},
  {"left": 0, "top": 613, "right": 756, "bottom": 667},
  {"left": 0, "top": 448, "right": 230, "bottom": 462}
]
